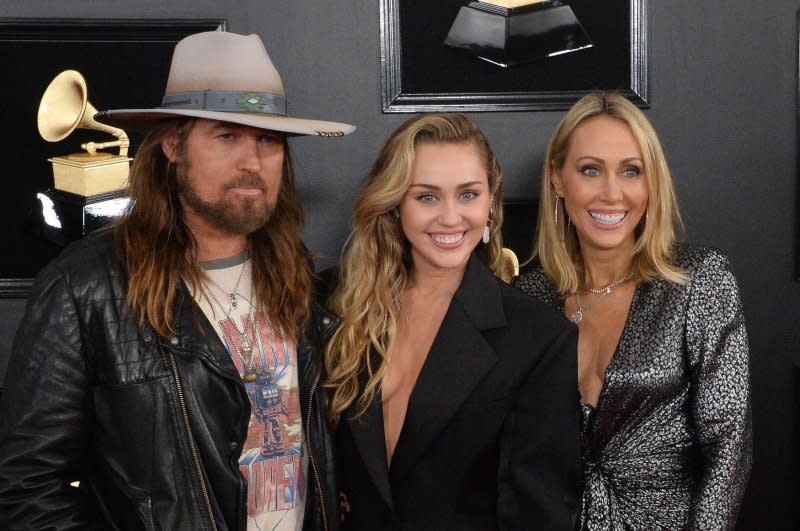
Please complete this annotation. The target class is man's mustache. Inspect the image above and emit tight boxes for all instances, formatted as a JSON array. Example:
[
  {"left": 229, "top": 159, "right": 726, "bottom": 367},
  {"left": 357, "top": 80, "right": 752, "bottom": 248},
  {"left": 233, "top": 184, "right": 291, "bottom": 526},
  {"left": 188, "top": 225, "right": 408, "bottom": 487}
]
[{"left": 224, "top": 173, "right": 267, "bottom": 192}]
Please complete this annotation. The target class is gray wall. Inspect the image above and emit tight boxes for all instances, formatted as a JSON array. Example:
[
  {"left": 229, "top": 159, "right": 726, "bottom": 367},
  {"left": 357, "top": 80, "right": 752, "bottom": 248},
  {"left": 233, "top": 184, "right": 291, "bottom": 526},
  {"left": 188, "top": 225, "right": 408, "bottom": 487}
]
[{"left": 2, "top": 1, "right": 798, "bottom": 527}]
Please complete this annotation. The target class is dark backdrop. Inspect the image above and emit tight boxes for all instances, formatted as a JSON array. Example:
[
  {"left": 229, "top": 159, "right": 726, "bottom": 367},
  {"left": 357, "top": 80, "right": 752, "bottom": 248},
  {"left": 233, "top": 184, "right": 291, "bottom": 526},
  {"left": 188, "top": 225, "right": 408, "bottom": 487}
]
[
  {"left": 0, "top": 1, "right": 798, "bottom": 527},
  {"left": 0, "top": 19, "right": 221, "bottom": 285}
]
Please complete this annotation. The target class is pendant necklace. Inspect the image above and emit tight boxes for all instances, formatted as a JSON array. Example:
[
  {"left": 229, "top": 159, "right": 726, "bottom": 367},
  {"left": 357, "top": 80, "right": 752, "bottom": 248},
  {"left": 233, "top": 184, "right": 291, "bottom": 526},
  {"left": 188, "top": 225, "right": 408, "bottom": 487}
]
[
  {"left": 569, "top": 272, "right": 634, "bottom": 324},
  {"left": 205, "top": 255, "right": 248, "bottom": 310},
  {"left": 205, "top": 280, "right": 259, "bottom": 382}
]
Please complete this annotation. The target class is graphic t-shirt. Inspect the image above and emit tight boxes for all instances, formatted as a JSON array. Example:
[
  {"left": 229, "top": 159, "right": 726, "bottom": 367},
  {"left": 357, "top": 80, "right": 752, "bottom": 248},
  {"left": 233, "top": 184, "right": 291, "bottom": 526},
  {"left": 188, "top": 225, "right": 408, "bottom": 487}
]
[{"left": 194, "top": 253, "right": 307, "bottom": 531}]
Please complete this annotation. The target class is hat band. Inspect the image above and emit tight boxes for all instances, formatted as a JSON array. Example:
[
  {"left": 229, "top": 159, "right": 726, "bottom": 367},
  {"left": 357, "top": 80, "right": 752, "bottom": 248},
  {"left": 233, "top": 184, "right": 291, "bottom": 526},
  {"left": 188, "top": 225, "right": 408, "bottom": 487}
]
[{"left": 161, "top": 90, "right": 287, "bottom": 115}]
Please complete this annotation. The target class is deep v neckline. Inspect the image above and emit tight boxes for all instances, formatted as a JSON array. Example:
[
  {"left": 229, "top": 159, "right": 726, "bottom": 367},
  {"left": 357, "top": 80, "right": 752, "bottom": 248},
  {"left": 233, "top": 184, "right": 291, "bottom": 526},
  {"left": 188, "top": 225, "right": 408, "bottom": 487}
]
[
  {"left": 382, "top": 290, "right": 453, "bottom": 467},
  {"left": 344, "top": 255, "right": 504, "bottom": 509},
  {"left": 573, "top": 282, "right": 642, "bottom": 411}
]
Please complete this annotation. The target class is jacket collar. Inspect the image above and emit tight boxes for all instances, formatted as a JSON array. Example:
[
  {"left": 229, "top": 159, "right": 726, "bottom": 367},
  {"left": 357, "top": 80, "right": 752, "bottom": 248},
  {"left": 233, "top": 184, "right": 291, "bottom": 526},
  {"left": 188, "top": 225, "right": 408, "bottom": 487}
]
[
  {"left": 452, "top": 253, "right": 507, "bottom": 332},
  {"left": 346, "top": 254, "right": 506, "bottom": 508},
  {"left": 162, "top": 281, "right": 244, "bottom": 382}
]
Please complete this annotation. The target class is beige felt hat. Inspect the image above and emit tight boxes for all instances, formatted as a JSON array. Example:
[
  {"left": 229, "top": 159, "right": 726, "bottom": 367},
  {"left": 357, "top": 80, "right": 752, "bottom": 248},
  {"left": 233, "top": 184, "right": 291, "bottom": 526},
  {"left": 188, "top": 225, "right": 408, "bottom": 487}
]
[{"left": 96, "top": 31, "right": 355, "bottom": 137}]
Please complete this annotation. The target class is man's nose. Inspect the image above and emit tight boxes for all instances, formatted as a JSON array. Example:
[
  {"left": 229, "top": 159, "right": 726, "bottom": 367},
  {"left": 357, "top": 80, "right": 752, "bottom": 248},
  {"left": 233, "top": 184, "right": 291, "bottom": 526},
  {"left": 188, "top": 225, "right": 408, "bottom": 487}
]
[{"left": 236, "top": 136, "right": 263, "bottom": 173}]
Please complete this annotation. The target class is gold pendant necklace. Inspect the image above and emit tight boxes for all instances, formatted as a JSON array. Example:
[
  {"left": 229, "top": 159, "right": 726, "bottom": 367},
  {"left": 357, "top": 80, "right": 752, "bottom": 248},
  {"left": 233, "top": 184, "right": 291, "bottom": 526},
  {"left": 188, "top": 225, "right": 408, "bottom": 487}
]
[
  {"left": 569, "top": 272, "right": 634, "bottom": 324},
  {"left": 586, "top": 272, "right": 634, "bottom": 294}
]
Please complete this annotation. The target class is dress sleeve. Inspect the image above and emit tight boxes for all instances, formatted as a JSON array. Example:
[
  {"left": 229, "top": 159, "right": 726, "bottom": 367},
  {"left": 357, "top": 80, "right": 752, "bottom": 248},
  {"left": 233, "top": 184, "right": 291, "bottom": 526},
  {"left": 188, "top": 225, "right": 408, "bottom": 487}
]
[
  {"left": 0, "top": 264, "right": 91, "bottom": 529},
  {"left": 497, "top": 321, "right": 581, "bottom": 530},
  {"left": 685, "top": 249, "right": 752, "bottom": 529}
]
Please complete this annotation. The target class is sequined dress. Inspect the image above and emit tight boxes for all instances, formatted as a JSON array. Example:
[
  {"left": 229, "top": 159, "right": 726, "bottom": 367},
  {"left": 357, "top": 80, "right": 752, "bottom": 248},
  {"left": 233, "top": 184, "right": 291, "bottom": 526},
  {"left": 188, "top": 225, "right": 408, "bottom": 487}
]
[{"left": 512, "top": 245, "right": 751, "bottom": 530}]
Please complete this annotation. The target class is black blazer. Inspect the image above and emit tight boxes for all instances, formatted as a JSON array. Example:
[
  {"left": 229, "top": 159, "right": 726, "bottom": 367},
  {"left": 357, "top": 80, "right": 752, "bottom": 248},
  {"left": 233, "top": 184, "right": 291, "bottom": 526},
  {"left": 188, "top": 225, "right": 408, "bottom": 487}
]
[{"left": 335, "top": 255, "right": 581, "bottom": 530}]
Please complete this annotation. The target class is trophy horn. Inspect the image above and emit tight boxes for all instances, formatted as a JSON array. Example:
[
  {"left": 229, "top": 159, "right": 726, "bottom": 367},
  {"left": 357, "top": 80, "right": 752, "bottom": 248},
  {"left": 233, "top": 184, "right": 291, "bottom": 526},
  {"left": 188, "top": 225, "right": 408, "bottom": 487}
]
[{"left": 37, "top": 70, "right": 129, "bottom": 156}]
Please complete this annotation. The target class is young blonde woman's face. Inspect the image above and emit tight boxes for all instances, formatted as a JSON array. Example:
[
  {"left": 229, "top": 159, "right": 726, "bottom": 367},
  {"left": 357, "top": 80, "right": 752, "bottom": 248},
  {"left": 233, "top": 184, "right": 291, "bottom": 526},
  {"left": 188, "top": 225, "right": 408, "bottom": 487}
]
[
  {"left": 398, "top": 141, "right": 491, "bottom": 276},
  {"left": 552, "top": 115, "right": 649, "bottom": 256}
]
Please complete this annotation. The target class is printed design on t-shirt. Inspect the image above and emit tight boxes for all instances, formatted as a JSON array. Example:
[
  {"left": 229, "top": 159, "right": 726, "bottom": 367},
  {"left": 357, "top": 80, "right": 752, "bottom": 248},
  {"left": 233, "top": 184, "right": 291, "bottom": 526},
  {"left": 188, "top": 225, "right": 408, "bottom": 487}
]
[{"left": 215, "top": 309, "right": 306, "bottom": 526}]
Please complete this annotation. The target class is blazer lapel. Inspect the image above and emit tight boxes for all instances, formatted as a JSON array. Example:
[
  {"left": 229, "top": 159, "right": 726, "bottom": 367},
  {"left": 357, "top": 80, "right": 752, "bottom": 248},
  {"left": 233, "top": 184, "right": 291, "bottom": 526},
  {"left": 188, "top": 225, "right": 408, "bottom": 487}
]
[
  {"left": 389, "top": 255, "right": 506, "bottom": 481},
  {"left": 344, "top": 356, "right": 394, "bottom": 509}
]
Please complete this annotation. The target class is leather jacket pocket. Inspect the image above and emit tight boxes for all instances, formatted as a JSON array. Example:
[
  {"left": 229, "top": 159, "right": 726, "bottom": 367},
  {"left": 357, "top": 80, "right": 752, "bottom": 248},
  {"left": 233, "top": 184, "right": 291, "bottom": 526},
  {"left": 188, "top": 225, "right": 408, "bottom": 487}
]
[{"left": 88, "top": 457, "right": 159, "bottom": 531}]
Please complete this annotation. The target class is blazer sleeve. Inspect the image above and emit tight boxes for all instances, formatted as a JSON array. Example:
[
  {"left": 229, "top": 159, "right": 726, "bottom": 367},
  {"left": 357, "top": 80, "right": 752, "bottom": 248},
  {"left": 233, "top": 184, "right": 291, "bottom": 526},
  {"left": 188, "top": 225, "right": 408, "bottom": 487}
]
[
  {"left": 0, "top": 263, "right": 92, "bottom": 529},
  {"left": 685, "top": 250, "right": 752, "bottom": 529},
  {"left": 497, "top": 319, "right": 581, "bottom": 530}
]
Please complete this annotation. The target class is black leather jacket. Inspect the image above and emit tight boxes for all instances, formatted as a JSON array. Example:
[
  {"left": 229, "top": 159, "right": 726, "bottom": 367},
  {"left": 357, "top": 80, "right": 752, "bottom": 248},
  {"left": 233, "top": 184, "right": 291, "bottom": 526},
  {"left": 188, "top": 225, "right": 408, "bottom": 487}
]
[{"left": 0, "top": 229, "right": 340, "bottom": 531}]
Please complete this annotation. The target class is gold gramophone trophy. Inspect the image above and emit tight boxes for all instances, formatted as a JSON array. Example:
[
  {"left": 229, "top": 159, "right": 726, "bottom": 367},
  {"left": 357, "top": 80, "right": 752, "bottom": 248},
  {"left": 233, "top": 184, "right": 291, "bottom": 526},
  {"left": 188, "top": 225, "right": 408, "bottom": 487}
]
[
  {"left": 33, "top": 70, "right": 132, "bottom": 245},
  {"left": 38, "top": 69, "right": 131, "bottom": 196}
]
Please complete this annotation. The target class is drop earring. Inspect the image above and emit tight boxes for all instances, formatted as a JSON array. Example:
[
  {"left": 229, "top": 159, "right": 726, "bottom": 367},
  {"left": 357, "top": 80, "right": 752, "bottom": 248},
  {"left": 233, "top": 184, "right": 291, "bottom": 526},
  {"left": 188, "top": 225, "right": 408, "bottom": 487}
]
[
  {"left": 484, "top": 197, "right": 495, "bottom": 244},
  {"left": 554, "top": 195, "right": 560, "bottom": 226}
]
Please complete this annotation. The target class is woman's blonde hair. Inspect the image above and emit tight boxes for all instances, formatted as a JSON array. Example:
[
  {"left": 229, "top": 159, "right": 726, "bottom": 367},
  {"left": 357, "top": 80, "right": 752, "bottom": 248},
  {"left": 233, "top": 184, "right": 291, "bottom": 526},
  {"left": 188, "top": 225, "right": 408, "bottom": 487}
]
[
  {"left": 534, "top": 92, "right": 687, "bottom": 294},
  {"left": 325, "top": 113, "right": 504, "bottom": 423}
]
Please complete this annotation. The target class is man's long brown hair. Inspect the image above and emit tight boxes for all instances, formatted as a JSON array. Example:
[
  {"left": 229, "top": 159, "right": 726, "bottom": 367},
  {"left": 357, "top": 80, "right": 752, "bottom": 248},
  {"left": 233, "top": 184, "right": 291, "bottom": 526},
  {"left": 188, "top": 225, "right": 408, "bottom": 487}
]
[{"left": 115, "top": 118, "right": 312, "bottom": 341}]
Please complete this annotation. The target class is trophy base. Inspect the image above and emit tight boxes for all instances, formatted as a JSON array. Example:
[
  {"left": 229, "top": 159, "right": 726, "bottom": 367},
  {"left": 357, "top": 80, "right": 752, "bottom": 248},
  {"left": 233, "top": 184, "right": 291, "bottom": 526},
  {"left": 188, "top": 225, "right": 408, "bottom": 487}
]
[
  {"left": 33, "top": 188, "right": 131, "bottom": 247},
  {"left": 48, "top": 153, "right": 131, "bottom": 196},
  {"left": 444, "top": 1, "right": 593, "bottom": 67}
]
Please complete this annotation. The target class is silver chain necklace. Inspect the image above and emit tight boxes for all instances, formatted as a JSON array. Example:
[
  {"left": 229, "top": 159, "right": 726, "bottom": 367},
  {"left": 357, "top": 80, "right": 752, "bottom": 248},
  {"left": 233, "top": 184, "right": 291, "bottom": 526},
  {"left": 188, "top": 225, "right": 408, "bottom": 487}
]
[
  {"left": 204, "top": 275, "right": 259, "bottom": 382},
  {"left": 569, "top": 272, "right": 634, "bottom": 324},
  {"left": 204, "top": 257, "right": 248, "bottom": 310}
]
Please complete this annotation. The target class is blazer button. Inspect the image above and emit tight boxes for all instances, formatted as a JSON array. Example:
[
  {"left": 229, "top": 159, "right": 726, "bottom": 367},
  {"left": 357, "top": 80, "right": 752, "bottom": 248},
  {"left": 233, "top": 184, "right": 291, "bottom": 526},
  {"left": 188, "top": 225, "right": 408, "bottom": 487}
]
[
  {"left": 169, "top": 337, "right": 179, "bottom": 346},
  {"left": 229, "top": 441, "right": 240, "bottom": 452}
]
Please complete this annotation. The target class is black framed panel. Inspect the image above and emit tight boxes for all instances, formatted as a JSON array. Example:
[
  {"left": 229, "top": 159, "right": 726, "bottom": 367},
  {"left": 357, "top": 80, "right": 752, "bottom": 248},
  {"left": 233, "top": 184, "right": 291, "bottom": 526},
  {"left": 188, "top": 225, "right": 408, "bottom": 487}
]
[
  {"left": 797, "top": 11, "right": 800, "bottom": 282},
  {"left": 380, "top": 0, "right": 648, "bottom": 112},
  {"left": 0, "top": 18, "right": 226, "bottom": 298}
]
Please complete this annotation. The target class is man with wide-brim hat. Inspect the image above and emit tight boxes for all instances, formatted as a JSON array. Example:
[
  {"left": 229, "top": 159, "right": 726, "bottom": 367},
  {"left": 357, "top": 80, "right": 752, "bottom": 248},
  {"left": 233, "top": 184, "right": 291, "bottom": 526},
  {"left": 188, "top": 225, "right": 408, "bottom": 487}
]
[
  {"left": 98, "top": 30, "right": 354, "bottom": 136},
  {"left": 0, "top": 31, "right": 352, "bottom": 531}
]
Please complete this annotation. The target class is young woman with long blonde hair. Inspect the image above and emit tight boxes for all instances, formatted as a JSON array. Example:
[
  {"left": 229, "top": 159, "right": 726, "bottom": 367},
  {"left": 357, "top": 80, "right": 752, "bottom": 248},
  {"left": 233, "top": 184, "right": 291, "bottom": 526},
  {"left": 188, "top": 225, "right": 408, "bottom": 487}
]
[{"left": 325, "top": 113, "right": 580, "bottom": 529}]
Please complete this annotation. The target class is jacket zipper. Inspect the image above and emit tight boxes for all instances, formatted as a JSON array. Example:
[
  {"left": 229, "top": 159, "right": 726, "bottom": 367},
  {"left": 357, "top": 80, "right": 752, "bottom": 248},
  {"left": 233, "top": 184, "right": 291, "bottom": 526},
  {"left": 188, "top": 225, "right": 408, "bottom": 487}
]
[
  {"left": 169, "top": 351, "right": 219, "bottom": 531},
  {"left": 306, "top": 371, "right": 328, "bottom": 531}
]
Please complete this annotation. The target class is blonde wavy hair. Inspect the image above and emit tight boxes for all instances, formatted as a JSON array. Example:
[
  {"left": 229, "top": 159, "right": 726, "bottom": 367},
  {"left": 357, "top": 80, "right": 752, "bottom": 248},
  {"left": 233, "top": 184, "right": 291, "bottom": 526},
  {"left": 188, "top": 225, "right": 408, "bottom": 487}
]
[
  {"left": 325, "top": 113, "right": 504, "bottom": 423},
  {"left": 115, "top": 118, "right": 311, "bottom": 342},
  {"left": 534, "top": 92, "right": 687, "bottom": 295}
]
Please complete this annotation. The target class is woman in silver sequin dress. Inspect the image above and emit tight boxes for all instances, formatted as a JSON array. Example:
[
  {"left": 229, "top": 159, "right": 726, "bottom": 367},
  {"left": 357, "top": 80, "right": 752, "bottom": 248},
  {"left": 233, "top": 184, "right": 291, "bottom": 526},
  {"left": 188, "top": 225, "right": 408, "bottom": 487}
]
[{"left": 513, "top": 93, "right": 751, "bottom": 529}]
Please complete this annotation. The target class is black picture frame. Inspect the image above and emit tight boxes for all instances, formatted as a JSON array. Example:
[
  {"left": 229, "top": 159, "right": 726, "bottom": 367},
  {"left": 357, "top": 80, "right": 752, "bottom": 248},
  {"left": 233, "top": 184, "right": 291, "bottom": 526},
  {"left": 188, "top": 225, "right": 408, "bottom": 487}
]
[
  {"left": 0, "top": 18, "right": 226, "bottom": 298},
  {"left": 796, "top": 10, "right": 800, "bottom": 281},
  {"left": 380, "top": 0, "right": 648, "bottom": 112}
]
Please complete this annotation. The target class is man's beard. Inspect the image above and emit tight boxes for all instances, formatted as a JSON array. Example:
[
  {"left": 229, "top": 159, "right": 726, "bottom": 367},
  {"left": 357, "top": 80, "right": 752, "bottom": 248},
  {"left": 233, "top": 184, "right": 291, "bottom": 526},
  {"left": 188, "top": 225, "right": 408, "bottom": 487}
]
[{"left": 176, "top": 161, "right": 277, "bottom": 235}]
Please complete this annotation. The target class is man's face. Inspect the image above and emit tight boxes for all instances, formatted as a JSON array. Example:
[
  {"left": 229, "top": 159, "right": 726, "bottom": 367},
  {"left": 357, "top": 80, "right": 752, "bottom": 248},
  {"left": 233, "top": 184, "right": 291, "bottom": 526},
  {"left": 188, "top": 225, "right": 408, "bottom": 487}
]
[{"left": 164, "top": 119, "right": 285, "bottom": 236}]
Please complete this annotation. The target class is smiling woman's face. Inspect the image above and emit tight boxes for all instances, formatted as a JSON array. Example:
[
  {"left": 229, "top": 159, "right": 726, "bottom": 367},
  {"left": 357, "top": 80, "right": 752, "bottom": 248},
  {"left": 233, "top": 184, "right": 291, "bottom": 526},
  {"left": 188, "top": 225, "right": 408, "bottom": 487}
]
[
  {"left": 398, "top": 141, "right": 491, "bottom": 277},
  {"left": 552, "top": 115, "right": 649, "bottom": 257}
]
